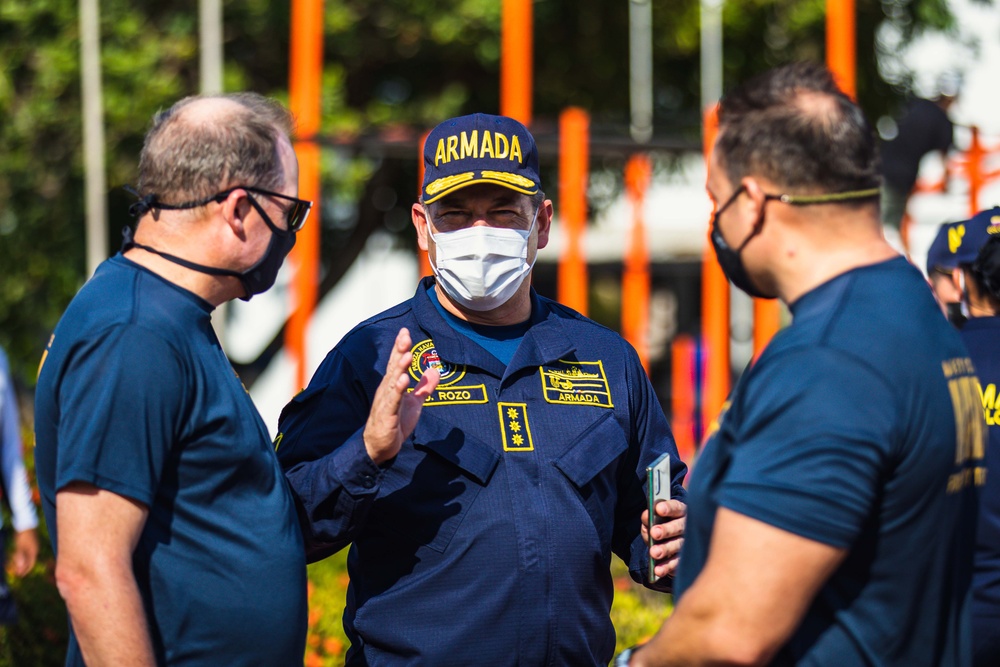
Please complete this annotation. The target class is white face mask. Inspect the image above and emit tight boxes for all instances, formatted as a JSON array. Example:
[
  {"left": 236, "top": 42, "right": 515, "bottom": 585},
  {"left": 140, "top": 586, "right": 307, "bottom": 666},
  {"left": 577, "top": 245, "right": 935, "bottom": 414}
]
[{"left": 426, "top": 206, "right": 539, "bottom": 312}]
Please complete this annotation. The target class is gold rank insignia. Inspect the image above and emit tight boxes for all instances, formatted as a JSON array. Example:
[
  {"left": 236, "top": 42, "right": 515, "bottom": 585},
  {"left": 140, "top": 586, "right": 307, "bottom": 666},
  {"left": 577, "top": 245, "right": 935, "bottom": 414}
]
[{"left": 498, "top": 403, "right": 534, "bottom": 451}]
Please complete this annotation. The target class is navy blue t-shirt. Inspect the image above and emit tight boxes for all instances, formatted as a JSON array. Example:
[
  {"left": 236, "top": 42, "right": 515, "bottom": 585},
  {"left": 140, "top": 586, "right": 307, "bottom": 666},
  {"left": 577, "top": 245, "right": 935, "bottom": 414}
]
[
  {"left": 34, "top": 255, "right": 307, "bottom": 666},
  {"left": 678, "top": 257, "right": 982, "bottom": 665},
  {"left": 961, "top": 316, "right": 1000, "bottom": 663}
]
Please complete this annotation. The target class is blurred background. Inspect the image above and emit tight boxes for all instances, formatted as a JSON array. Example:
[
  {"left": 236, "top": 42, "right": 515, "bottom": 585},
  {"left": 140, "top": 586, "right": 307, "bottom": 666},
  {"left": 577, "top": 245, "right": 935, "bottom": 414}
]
[{"left": 1, "top": 0, "right": 998, "bottom": 663}]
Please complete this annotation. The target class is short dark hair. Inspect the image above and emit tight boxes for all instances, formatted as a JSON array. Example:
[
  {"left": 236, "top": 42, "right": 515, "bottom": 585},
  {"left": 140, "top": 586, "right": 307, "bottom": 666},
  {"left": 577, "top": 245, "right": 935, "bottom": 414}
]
[
  {"left": 972, "top": 235, "right": 1000, "bottom": 303},
  {"left": 137, "top": 92, "right": 294, "bottom": 205},
  {"left": 715, "top": 62, "right": 880, "bottom": 197}
]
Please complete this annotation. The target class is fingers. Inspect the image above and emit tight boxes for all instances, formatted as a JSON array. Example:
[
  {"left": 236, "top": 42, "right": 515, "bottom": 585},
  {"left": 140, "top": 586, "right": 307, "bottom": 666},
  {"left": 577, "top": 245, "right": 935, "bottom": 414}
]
[
  {"left": 412, "top": 366, "right": 440, "bottom": 399},
  {"left": 364, "top": 328, "right": 415, "bottom": 464},
  {"left": 11, "top": 530, "right": 39, "bottom": 577},
  {"left": 648, "top": 503, "right": 687, "bottom": 577},
  {"left": 653, "top": 541, "right": 683, "bottom": 578},
  {"left": 656, "top": 498, "right": 687, "bottom": 519}
]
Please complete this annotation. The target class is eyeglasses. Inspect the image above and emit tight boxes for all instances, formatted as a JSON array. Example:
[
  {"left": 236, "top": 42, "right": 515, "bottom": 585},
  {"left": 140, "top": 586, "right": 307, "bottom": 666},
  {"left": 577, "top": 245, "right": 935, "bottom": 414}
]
[{"left": 216, "top": 186, "right": 312, "bottom": 234}]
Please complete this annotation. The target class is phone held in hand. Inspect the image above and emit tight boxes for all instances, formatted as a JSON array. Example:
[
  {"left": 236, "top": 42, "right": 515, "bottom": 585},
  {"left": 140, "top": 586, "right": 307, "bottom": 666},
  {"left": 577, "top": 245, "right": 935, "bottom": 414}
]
[{"left": 646, "top": 452, "right": 671, "bottom": 584}]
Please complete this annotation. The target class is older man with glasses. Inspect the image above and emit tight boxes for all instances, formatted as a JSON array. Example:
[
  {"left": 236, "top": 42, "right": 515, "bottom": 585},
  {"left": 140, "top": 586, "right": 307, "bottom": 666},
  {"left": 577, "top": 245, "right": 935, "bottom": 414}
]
[{"left": 34, "top": 92, "right": 311, "bottom": 667}]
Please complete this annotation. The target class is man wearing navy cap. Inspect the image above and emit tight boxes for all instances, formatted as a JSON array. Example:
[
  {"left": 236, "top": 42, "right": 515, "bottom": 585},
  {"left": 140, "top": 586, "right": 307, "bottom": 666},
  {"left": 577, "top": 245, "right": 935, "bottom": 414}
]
[
  {"left": 275, "top": 113, "right": 688, "bottom": 666},
  {"left": 936, "top": 208, "right": 1000, "bottom": 327},
  {"left": 926, "top": 221, "right": 964, "bottom": 320}
]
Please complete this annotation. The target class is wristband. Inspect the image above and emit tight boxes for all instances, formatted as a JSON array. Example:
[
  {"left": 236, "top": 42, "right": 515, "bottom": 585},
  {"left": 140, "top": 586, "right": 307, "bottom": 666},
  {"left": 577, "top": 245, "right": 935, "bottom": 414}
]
[{"left": 614, "top": 644, "right": 644, "bottom": 666}]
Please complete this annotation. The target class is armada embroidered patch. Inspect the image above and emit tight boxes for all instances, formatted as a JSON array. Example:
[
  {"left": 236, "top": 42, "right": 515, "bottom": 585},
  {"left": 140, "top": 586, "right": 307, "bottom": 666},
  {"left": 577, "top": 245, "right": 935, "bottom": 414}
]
[{"left": 540, "top": 360, "right": 614, "bottom": 408}]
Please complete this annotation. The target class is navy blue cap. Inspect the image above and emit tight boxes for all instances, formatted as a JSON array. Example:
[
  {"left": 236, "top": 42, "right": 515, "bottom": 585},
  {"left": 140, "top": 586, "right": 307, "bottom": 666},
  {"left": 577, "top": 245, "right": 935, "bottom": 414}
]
[
  {"left": 926, "top": 222, "right": 958, "bottom": 274},
  {"left": 421, "top": 113, "right": 540, "bottom": 204},
  {"left": 944, "top": 207, "right": 1000, "bottom": 267}
]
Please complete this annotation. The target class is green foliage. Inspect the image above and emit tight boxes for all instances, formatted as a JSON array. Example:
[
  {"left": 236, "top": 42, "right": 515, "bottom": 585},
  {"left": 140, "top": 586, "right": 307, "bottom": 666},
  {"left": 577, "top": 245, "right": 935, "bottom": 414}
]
[
  {"left": 0, "top": 0, "right": 973, "bottom": 385},
  {"left": 304, "top": 553, "right": 350, "bottom": 666},
  {"left": 0, "top": 423, "right": 67, "bottom": 667}
]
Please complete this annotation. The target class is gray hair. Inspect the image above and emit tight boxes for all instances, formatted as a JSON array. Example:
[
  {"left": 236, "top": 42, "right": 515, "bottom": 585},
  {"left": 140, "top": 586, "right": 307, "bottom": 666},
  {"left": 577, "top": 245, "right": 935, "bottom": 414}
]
[{"left": 137, "top": 92, "right": 295, "bottom": 206}]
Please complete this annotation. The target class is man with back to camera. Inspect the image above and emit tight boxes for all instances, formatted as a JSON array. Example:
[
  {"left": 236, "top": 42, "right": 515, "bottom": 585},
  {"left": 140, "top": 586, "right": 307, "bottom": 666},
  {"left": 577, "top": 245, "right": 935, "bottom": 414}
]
[
  {"left": 34, "top": 93, "right": 312, "bottom": 666},
  {"left": 274, "top": 113, "right": 689, "bottom": 666},
  {"left": 622, "top": 63, "right": 984, "bottom": 667}
]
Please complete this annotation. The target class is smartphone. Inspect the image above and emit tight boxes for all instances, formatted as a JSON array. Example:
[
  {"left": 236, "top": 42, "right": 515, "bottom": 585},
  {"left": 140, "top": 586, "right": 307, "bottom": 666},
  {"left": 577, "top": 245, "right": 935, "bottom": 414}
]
[{"left": 646, "top": 452, "right": 671, "bottom": 584}]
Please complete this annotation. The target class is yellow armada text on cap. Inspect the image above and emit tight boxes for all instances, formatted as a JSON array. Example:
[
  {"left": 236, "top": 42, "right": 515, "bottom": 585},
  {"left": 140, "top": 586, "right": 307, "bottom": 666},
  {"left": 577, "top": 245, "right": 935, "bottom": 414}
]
[{"left": 435, "top": 131, "right": 524, "bottom": 166}]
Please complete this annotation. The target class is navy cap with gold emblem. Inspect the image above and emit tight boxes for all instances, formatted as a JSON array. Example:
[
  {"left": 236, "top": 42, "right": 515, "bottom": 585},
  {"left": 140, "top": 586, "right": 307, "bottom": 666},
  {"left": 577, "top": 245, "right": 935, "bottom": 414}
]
[
  {"left": 948, "top": 206, "right": 1000, "bottom": 266},
  {"left": 421, "top": 113, "right": 541, "bottom": 204}
]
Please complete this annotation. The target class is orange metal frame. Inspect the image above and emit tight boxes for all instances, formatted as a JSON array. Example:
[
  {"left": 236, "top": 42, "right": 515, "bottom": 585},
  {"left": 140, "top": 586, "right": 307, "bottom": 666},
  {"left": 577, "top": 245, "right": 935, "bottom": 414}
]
[
  {"left": 286, "top": 0, "right": 324, "bottom": 392},
  {"left": 701, "top": 105, "right": 730, "bottom": 437},
  {"left": 623, "top": 154, "right": 652, "bottom": 373},
  {"left": 558, "top": 108, "right": 590, "bottom": 315},
  {"left": 501, "top": 0, "right": 533, "bottom": 124}
]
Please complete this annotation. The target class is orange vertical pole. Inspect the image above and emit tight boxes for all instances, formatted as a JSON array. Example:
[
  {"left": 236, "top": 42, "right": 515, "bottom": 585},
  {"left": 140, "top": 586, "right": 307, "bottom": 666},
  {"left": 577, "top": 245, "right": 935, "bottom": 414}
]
[
  {"left": 671, "top": 335, "right": 696, "bottom": 474},
  {"left": 501, "top": 0, "right": 532, "bottom": 124},
  {"left": 417, "top": 130, "right": 433, "bottom": 278},
  {"left": 558, "top": 107, "right": 589, "bottom": 315},
  {"left": 752, "top": 300, "right": 781, "bottom": 357},
  {"left": 826, "top": 0, "right": 856, "bottom": 99},
  {"left": 968, "top": 126, "right": 983, "bottom": 217},
  {"left": 701, "top": 104, "right": 730, "bottom": 438},
  {"left": 623, "top": 153, "right": 651, "bottom": 373},
  {"left": 286, "top": 0, "right": 324, "bottom": 391}
]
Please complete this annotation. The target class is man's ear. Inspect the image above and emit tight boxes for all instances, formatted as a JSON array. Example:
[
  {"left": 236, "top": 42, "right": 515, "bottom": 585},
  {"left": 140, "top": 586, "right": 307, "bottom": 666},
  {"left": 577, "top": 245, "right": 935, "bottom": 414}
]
[
  {"left": 950, "top": 267, "right": 963, "bottom": 297},
  {"left": 536, "top": 199, "right": 554, "bottom": 250},
  {"left": 221, "top": 189, "right": 251, "bottom": 240},
  {"left": 412, "top": 203, "right": 430, "bottom": 252},
  {"left": 741, "top": 177, "right": 768, "bottom": 218}
]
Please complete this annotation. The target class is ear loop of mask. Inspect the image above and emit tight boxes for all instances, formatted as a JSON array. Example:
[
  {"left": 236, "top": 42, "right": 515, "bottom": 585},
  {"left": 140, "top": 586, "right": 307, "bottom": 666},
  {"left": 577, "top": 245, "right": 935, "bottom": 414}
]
[{"left": 958, "top": 269, "right": 971, "bottom": 319}]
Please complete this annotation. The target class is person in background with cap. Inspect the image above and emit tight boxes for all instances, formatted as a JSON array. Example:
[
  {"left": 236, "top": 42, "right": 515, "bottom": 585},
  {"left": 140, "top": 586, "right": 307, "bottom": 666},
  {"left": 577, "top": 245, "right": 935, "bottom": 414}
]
[
  {"left": 943, "top": 211, "right": 1000, "bottom": 666},
  {"left": 879, "top": 72, "right": 960, "bottom": 235},
  {"left": 933, "top": 207, "right": 1000, "bottom": 330},
  {"left": 624, "top": 62, "right": 982, "bottom": 667},
  {"left": 34, "top": 93, "right": 311, "bottom": 666},
  {"left": 926, "top": 220, "right": 966, "bottom": 322},
  {"left": 275, "top": 113, "right": 688, "bottom": 666}
]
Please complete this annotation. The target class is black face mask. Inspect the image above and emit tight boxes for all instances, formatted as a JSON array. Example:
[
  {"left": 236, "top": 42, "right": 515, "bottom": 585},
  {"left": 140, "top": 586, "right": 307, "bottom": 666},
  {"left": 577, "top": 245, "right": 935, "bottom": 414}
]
[
  {"left": 945, "top": 301, "right": 967, "bottom": 329},
  {"left": 709, "top": 186, "right": 774, "bottom": 299},
  {"left": 709, "top": 184, "right": 881, "bottom": 300},
  {"left": 123, "top": 187, "right": 305, "bottom": 301}
]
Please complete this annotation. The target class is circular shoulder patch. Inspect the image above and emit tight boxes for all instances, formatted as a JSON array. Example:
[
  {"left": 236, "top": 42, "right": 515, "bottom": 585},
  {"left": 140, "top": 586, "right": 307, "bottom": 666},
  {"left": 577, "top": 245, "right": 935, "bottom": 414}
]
[{"left": 408, "top": 339, "right": 466, "bottom": 386}]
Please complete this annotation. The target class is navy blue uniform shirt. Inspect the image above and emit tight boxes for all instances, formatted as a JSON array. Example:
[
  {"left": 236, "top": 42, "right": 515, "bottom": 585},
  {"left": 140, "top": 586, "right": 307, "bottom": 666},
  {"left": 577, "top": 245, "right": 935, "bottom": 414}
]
[
  {"left": 276, "top": 277, "right": 687, "bottom": 666},
  {"left": 35, "top": 255, "right": 307, "bottom": 667},
  {"left": 678, "top": 257, "right": 981, "bottom": 666},
  {"left": 962, "top": 316, "right": 1000, "bottom": 664}
]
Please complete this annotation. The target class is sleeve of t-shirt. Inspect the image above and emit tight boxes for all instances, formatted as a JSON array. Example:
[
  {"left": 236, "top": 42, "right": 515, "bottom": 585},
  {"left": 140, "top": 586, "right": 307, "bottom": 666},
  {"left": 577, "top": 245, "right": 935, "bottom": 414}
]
[
  {"left": 54, "top": 325, "right": 185, "bottom": 507},
  {"left": 718, "top": 347, "right": 897, "bottom": 549}
]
